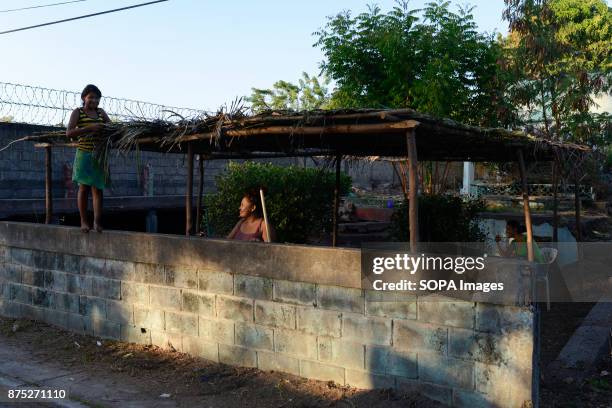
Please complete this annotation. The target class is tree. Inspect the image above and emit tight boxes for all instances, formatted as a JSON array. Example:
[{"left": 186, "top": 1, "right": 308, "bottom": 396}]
[
  {"left": 247, "top": 72, "right": 330, "bottom": 113},
  {"left": 314, "top": 0, "right": 512, "bottom": 127},
  {"left": 502, "top": 0, "right": 611, "bottom": 146}
]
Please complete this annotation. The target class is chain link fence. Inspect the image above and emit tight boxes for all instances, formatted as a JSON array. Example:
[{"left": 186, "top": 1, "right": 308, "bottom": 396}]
[{"left": 0, "top": 81, "right": 205, "bottom": 126}]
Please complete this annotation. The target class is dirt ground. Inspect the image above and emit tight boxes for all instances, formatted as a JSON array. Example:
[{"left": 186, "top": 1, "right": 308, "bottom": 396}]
[{"left": 0, "top": 317, "right": 442, "bottom": 408}]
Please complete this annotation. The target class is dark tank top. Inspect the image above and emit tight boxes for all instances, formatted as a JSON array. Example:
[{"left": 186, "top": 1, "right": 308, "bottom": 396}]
[{"left": 234, "top": 219, "right": 264, "bottom": 241}]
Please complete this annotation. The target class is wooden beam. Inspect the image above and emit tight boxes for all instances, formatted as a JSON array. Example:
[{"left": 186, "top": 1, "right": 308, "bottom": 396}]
[
  {"left": 45, "top": 146, "right": 53, "bottom": 224},
  {"left": 196, "top": 154, "right": 204, "bottom": 235},
  {"left": 332, "top": 154, "right": 341, "bottom": 247},
  {"left": 552, "top": 160, "right": 559, "bottom": 242},
  {"left": 407, "top": 129, "right": 419, "bottom": 252},
  {"left": 517, "top": 150, "right": 534, "bottom": 262},
  {"left": 186, "top": 143, "right": 194, "bottom": 236},
  {"left": 574, "top": 172, "right": 582, "bottom": 242}
]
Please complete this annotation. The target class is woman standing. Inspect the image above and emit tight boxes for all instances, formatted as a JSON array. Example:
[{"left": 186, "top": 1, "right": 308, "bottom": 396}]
[{"left": 66, "top": 84, "right": 111, "bottom": 233}]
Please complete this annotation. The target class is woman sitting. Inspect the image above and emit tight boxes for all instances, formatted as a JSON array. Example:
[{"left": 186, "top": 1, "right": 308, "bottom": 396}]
[
  {"left": 495, "top": 220, "right": 544, "bottom": 262},
  {"left": 227, "top": 190, "right": 275, "bottom": 242}
]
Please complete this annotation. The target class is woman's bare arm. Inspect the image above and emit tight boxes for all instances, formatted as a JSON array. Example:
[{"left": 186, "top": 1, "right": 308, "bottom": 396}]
[{"left": 100, "top": 109, "right": 111, "bottom": 123}]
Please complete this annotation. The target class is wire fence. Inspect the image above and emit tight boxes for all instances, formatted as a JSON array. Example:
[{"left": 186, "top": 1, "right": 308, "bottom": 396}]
[{"left": 0, "top": 81, "right": 205, "bottom": 126}]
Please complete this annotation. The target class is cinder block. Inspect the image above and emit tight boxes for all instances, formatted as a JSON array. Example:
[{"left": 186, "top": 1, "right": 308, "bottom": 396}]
[
  {"left": 273, "top": 280, "right": 316, "bottom": 306},
  {"left": 134, "top": 306, "right": 165, "bottom": 330},
  {"left": 1, "top": 263, "right": 22, "bottom": 283},
  {"left": 79, "top": 296, "right": 106, "bottom": 319},
  {"left": 44, "top": 271, "right": 68, "bottom": 292},
  {"left": 257, "top": 351, "right": 300, "bottom": 375},
  {"left": 395, "top": 378, "right": 452, "bottom": 406},
  {"left": 234, "top": 275, "right": 272, "bottom": 300},
  {"left": 345, "top": 369, "right": 395, "bottom": 390},
  {"left": 365, "top": 345, "right": 417, "bottom": 378},
  {"left": 255, "top": 300, "right": 295, "bottom": 329},
  {"left": 92, "top": 277, "right": 121, "bottom": 300},
  {"left": 342, "top": 313, "right": 391, "bottom": 345},
  {"left": 318, "top": 338, "right": 364, "bottom": 370},
  {"left": 62, "top": 254, "right": 81, "bottom": 274},
  {"left": 393, "top": 320, "right": 448, "bottom": 354},
  {"left": 79, "top": 257, "right": 106, "bottom": 276},
  {"left": 105, "top": 260, "right": 136, "bottom": 281},
  {"left": 34, "top": 251, "right": 63, "bottom": 271},
  {"left": 274, "top": 328, "right": 317, "bottom": 359},
  {"left": 165, "top": 311, "right": 198, "bottom": 336},
  {"left": 317, "top": 285, "right": 364, "bottom": 313},
  {"left": 149, "top": 286, "right": 181, "bottom": 311},
  {"left": 452, "top": 389, "right": 495, "bottom": 408},
  {"left": 121, "top": 282, "right": 149, "bottom": 305},
  {"left": 9, "top": 248, "right": 34, "bottom": 267},
  {"left": 418, "top": 353, "right": 474, "bottom": 390},
  {"left": 106, "top": 300, "right": 134, "bottom": 325},
  {"left": 296, "top": 307, "right": 341, "bottom": 337},
  {"left": 235, "top": 323, "right": 273, "bottom": 350},
  {"left": 219, "top": 344, "right": 257, "bottom": 368},
  {"left": 474, "top": 362, "right": 532, "bottom": 406},
  {"left": 366, "top": 293, "right": 416, "bottom": 320},
  {"left": 10, "top": 283, "right": 32, "bottom": 304},
  {"left": 475, "top": 303, "right": 533, "bottom": 335},
  {"left": 299, "top": 360, "right": 345, "bottom": 385},
  {"left": 52, "top": 292, "right": 80, "bottom": 314},
  {"left": 418, "top": 299, "right": 475, "bottom": 329},
  {"left": 182, "top": 290, "right": 214, "bottom": 316},
  {"left": 166, "top": 265, "right": 198, "bottom": 289},
  {"left": 198, "top": 269, "right": 233, "bottom": 295},
  {"left": 151, "top": 330, "right": 182, "bottom": 352},
  {"left": 66, "top": 274, "right": 93, "bottom": 296},
  {"left": 21, "top": 268, "right": 44, "bottom": 287},
  {"left": 135, "top": 263, "right": 165, "bottom": 285},
  {"left": 92, "top": 318, "right": 120, "bottom": 340},
  {"left": 183, "top": 335, "right": 219, "bottom": 362},
  {"left": 216, "top": 295, "right": 253, "bottom": 322},
  {"left": 68, "top": 313, "right": 92, "bottom": 335},
  {"left": 32, "top": 288, "right": 51, "bottom": 308},
  {"left": 0, "top": 299, "right": 21, "bottom": 318},
  {"left": 19, "top": 304, "right": 44, "bottom": 321},
  {"left": 121, "top": 325, "right": 152, "bottom": 345},
  {"left": 199, "top": 317, "right": 234, "bottom": 345},
  {"left": 43, "top": 308, "right": 69, "bottom": 329}
]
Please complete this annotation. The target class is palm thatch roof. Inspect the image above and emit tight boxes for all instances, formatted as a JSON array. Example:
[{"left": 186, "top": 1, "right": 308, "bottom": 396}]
[{"left": 25, "top": 107, "right": 590, "bottom": 164}]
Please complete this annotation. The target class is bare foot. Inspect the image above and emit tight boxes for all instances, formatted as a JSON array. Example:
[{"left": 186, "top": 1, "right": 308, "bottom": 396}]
[
  {"left": 93, "top": 223, "right": 103, "bottom": 233},
  {"left": 80, "top": 223, "right": 90, "bottom": 233}
]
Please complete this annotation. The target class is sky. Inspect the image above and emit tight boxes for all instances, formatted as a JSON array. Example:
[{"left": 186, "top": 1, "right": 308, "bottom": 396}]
[{"left": 1, "top": 0, "right": 511, "bottom": 111}]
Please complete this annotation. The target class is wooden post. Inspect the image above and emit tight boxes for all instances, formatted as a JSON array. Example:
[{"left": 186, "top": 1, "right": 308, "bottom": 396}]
[
  {"left": 407, "top": 129, "right": 419, "bottom": 252},
  {"left": 45, "top": 146, "right": 53, "bottom": 224},
  {"left": 574, "top": 171, "right": 582, "bottom": 242},
  {"left": 196, "top": 154, "right": 204, "bottom": 235},
  {"left": 186, "top": 143, "right": 194, "bottom": 236},
  {"left": 332, "top": 154, "right": 341, "bottom": 247},
  {"left": 517, "top": 150, "right": 534, "bottom": 262},
  {"left": 552, "top": 160, "right": 559, "bottom": 243}
]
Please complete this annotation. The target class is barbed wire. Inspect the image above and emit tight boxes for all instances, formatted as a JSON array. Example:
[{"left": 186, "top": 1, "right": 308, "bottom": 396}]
[{"left": 0, "top": 82, "right": 206, "bottom": 126}]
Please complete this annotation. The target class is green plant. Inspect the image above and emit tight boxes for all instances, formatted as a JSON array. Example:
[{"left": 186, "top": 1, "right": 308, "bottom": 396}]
[
  {"left": 204, "top": 162, "right": 351, "bottom": 243},
  {"left": 390, "top": 195, "right": 487, "bottom": 242}
]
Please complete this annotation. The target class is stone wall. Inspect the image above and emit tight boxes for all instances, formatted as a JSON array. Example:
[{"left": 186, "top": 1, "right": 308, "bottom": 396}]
[{"left": 0, "top": 222, "right": 537, "bottom": 407}]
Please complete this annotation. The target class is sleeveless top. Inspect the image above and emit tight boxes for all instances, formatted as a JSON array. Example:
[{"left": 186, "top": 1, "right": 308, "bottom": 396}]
[
  {"left": 76, "top": 108, "right": 104, "bottom": 152},
  {"left": 234, "top": 219, "right": 264, "bottom": 241}
]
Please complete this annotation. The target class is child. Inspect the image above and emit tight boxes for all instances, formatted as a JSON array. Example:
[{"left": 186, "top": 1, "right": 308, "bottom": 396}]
[{"left": 66, "top": 84, "right": 111, "bottom": 233}]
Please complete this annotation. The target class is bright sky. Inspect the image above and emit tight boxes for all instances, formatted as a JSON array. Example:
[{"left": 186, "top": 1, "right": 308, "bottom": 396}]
[{"left": 1, "top": 0, "right": 509, "bottom": 111}]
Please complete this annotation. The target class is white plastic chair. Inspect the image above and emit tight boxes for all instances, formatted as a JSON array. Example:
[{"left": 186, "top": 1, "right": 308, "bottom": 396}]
[{"left": 536, "top": 247, "right": 558, "bottom": 310}]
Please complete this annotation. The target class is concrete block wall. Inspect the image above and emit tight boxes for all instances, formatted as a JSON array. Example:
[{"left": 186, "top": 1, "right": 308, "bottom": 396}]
[{"left": 0, "top": 222, "right": 536, "bottom": 407}]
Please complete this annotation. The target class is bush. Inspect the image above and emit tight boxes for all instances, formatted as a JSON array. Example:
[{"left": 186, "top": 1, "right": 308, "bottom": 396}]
[
  {"left": 390, "top": 195, "right": 486, "bottom": 242},
  {"left": 203, "top": 162, "right": 351, "bottom": 243}
]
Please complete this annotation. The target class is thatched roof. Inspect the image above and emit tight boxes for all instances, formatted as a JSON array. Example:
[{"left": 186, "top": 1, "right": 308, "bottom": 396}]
[{"left": 28, "top": 108, "right": 590, "bottom": 163}]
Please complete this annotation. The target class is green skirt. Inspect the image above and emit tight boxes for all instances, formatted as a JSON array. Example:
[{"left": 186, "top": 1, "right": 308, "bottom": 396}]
[{"left": 72, "top": 149, "right": 110, "bottom": 190}]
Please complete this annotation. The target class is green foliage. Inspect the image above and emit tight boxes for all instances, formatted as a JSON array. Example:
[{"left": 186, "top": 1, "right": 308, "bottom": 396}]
[
  {"left": 247, "top": 72, "right": 331, "bottom": 113},
  {"left": 502, "top": 0, "right": 611, "bottom": 146},
  {"left": 314, "top": 1, "right": 511, "bottom": 127},
  {"left": 204, "top": 162, "right": 351, "bottom": 243},
  {"left": 390, "top": 195, "right": 487, "bottom": 242}
]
